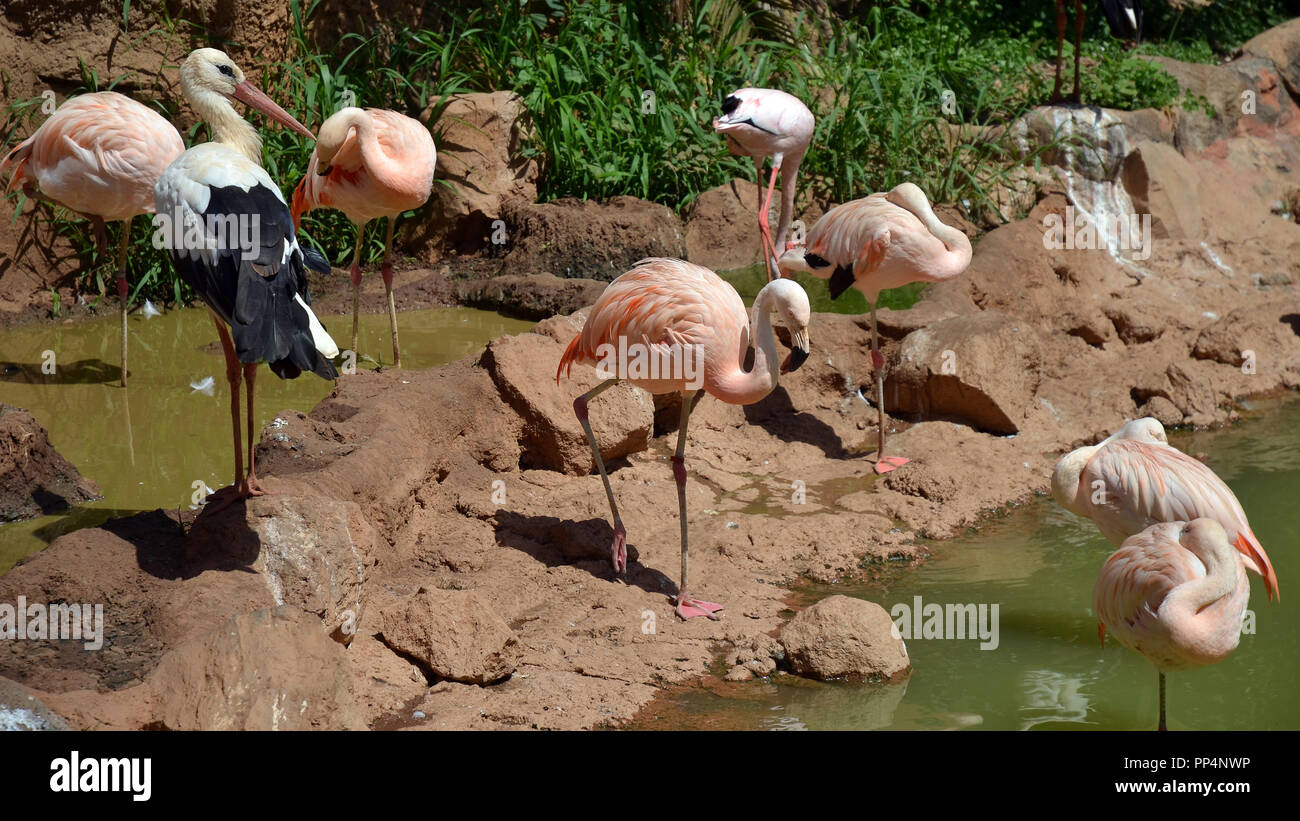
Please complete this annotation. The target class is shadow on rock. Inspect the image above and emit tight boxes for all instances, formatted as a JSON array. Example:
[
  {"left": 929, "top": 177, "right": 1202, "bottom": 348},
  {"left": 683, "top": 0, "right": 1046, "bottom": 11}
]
[{"left": 742, "top": 385, "right": 850, "bottom": 459}]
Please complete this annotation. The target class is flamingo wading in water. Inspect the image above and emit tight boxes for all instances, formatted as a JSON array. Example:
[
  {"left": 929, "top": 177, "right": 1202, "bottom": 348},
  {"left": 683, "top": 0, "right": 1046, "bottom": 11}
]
[
  {"left": 1052, "top": 417, "right": 1279, "bottom": 601},
  {"left": 779, "top": 182, "right": 972, "bottom": 473},
  {"left": 557, "top": 258, "right": 811, "bottom": 620},
  {"left": 155, "top": 48, "right": 338, "bottom": 510},
  {"left": 1, "top": 91, "right": 184, "bottom": 387},
  {"left": 291, "top": 107, "right": 436, "bottom": 367},
  {"left": 713, "top": 88, "right": 814, "bottom": 281},
  {"left": 1094, "top": 518, "right": 1249, "bottom": 731}
]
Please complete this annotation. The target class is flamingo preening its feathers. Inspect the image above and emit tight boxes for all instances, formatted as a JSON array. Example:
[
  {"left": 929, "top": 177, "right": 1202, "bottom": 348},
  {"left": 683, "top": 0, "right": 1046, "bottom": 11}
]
[
  {"left": 155, "top": 48, "right": 338, "bottom": 511},
  {"left": 1052, "top": 417, "right": 1279, "bottom": 602},
  {"left": 291, "top": 106, "right": 436, "bottom": 367},
  {"left": 0, "top": 91, "right": 184, "bottom": 386}
]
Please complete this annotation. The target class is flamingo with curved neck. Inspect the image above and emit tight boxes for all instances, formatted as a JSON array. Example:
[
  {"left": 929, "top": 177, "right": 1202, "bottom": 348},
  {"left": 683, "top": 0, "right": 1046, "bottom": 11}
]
[
  {"left": 1095, "top": 518, "right": 1250, "bottom": 730},
  {"left": 779, "top": 182, "right": 973, "bottom": 473},
  {"left": 292, "top": 106, "right": 436, "bottom": 367},
  {"left": 558, "top": 258, "right": 812, "bottom": 620}
]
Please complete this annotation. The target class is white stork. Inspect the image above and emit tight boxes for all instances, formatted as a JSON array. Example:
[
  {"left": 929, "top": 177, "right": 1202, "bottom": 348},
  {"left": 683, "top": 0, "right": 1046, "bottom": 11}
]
[{"left": 154, "top": 48, "right": 339, "bottom": 511}]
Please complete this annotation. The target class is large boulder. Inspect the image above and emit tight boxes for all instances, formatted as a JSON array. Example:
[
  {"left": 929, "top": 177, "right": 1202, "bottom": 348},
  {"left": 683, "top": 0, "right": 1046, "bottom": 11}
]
[
  {"left": 457, "top": 273, "right": 606, "bottom": 320},
  {"left": 500, "top": 196, "right": 685, "bottom": 280},
  {"left": 780, "top": 596, "right": 910, "bottom": 682},
  {"left": 149, "top": 606, "right": 365, "bottom": 731},
  {"left": 247, "top": 495, "right": 376, "bottom": 645},
  {"left": 885, "top": 312, "right": 1042, "bottom": 435},
  {"left": 1242, "top": 17, "right": 1300, "bottom": 99},
  {"left": 684, "top": 178, "right": 768, "bottom": 271},
  {"left": 1121, "top": 141, "right": 1204, "bottom": 241},
  {"left": 481, "top": 332, "right": 653, "bottom": 474},
  {"left": 0, "top": 404, "right": 100, "bottom": 522},
  {"left": 407, "top": 91, "right": 540, "bottom": 260},
  {"left": 378, "top": 589, "right": 520, "bottom": 685}
]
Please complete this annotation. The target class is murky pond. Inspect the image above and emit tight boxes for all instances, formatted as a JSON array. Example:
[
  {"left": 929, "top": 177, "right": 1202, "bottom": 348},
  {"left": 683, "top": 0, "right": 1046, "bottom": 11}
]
[
  {"left": 0, "top": 305, "right": 534, "bottom": 571},
  {"left": 632, "top": 398, "right": 1300, "bottom": 731},
  {"left": 721, "top": 263, "right": 924, "bottom": 314}
]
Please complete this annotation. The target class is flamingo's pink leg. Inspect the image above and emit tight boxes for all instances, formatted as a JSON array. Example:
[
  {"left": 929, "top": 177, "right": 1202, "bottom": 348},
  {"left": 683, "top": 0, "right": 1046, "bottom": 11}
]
[
  {"left": 349, "top": 224, "right": 365, "bottom": 362},
  {"left": 116, "top": 215, "right": 132, "bottom": 387},
  {"left": 758, "top": 161, "right": 781, "bottom": 282},
  {"left": 381, "top": 216, "right": 400, "bottom": 368},
  {"left": 869, "top": 302, "right": 909, "bottom": 474},
  {"left": 574, "top": 379, "right": 628, "bottom": 574},
  {"left": 673, "top": 389, "right": 723, "bottom": 620}
]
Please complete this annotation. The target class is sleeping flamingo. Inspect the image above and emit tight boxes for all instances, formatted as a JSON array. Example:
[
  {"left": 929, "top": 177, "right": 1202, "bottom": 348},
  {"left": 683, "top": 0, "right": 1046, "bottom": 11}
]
[
  {"left": 1053, "top": 417, "right": 1279, "bottom": 601},
  {"left": 779, "top": 182, "right": 972, "bottom": 473},
  {"left": 557, "top": 258, "right": 811, "bottom": 620},
  {"left": 1, "top": 91, "right": 184, "bottom": 387},
  {"left": 713, "top": 88, "right": 815, "bottom": 281},
  {"left": 291, "top": 106, "right": 436, "bottom": 368},
  {"left": 1094, "top": 518, "right": 1249, "bottom": 731}
]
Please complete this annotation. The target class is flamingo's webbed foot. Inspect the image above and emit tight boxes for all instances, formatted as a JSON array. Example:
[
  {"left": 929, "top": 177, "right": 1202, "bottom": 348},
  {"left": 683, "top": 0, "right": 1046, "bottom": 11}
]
[{"left": 675, "top": 595, "right": 724, "bottom": 621}]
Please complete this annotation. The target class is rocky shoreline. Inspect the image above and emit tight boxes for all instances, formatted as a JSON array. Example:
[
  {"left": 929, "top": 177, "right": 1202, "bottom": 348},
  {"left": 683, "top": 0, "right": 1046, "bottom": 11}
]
[{"left": 2, "top": 19, "right": 1300, "bottom": 730}]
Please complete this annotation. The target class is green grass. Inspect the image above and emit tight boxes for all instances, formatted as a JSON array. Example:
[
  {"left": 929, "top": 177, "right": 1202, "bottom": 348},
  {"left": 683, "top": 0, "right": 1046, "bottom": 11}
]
[{"left": 1, "top": 0, "right": 1294, "bottom": 307}]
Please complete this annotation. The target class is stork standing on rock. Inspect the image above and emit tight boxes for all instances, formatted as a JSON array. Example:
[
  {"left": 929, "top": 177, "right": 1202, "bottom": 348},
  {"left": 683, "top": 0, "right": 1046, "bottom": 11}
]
[
  {"left": 291, "top": 106, "right": 436, "bottom": 367},
  {"left": 557, "top": 258, "right": 811, "bottom": 620},
  {"left": 713, "top": 88, "right": 814, "bottom": 281},
  {"left": 1, "top": 91, "right": 184, "bottom": 387},
  {"left": 154, "top": 48, "right": 339, "bottom": 512},
  {"left": 779, "top": 183, "right": 972, "bottom": 474},
  {"left": 1053, "top": 1, "right": 1146, "bottom": 103}
]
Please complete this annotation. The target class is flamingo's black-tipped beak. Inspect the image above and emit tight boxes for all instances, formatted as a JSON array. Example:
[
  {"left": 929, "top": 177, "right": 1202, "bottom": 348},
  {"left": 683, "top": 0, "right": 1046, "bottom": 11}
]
[{"left": 781, "top": 329, "right": 810, "bottom": 374}]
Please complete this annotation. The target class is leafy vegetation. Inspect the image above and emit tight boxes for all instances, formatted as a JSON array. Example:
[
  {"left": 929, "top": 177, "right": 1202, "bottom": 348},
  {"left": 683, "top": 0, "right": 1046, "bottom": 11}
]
[{"left": 1, "top": 0, "right": 1294, "bottom": 307}]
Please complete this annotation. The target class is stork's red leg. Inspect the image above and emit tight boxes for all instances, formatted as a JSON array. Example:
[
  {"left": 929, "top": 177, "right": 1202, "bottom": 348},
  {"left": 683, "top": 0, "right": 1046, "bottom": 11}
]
[
  {"left": 243, "top": 362, "right": 272, "bottom": 497},
  {"left": 1071, "top": 0, "right": 1084, "bottom": 104},
  {"left": 1051, "top": 0, "right": 1067, "bottom": 103},
  {"left": 202, "top": 315, "right": 248, "bottom": 515}
]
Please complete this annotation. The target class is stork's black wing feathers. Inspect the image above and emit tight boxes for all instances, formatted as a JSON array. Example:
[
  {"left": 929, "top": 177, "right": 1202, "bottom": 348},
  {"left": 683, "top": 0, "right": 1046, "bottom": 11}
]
[
  {"left": 167, "top": 183, "right": 336, "bottom": 381},
  {"left": 1099, "top": 0, "right": 1142, "bottom": 41}
]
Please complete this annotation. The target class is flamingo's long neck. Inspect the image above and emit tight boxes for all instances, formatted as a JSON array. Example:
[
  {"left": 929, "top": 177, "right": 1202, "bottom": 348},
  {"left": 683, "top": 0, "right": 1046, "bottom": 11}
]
[
  {"left": 188, "top": 84, "right": 262, "bottom": 165},
  {"left": 711, "top": 286, "right": 781, "bottom": 405},
  {"left": 1164, "top": 537, "right": 1243, "bottom": 650}
]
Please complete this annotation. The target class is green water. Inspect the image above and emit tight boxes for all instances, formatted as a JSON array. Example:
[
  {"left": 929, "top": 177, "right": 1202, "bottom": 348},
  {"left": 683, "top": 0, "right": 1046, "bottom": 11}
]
[
  {"left": 0, "top": 305, "right": 534, "bottom": 571},
  {"left": 635, "top": 399, "right": 1300, "bottom": 731},
  {"left": 721, "top": 263, "right": 925, "bottom": 314}
]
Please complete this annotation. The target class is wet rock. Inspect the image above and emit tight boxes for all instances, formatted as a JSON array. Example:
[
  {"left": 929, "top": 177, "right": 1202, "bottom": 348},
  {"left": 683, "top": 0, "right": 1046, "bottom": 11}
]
[
  {"left": 458, "top": 273, "right": 605, "bottom": 320},
  {"left": 885, "top": 312, "right": 1042, "bottom": 435},
  {"left": 684, "top": 178, "right": 768, "bottom": 271},
  {"left": 0, "top": 676, "right": 67, "bottom": 730},
  {"left": 501, "top": 196, "right": 685, "bottom": 280},
  {"left": 0, "top": 404, "right": 100, "bottom": 522},
  {"left": 1138, "top": 395, "right": 1183, "bottom": 428},
  {"left": 780, "top": 596, "right": 910, "bottom": 681},
  {"left": 481, "top": 332, "right": 653, "bottom": 474},
  {"left": 378, "top": 589, "right": 520, "bottom": 685},
  {"left": 407, "top": 91, "right": 539, "bottom": 260},
  {"left": 247, "top": 495, "right": 375, "bottom": 645},
  {"left": 150, "top": 606, "right": 364, "bottom": 730}
]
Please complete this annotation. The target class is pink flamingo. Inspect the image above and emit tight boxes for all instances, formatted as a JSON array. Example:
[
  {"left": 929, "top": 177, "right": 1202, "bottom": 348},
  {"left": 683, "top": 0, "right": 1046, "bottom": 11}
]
[
  {"left": 713, "top": 88, "right": 815, "bottom": 281},
  {"left": 1053, "top": 417, "right": 1279, "bottom": 601},
  {"left": 291, "top": 106, "right": 436, "bottom": 367},
  {"left": 779, "top": 183, "right": 973, "bottom": 473},
  {"left": 1094, "top": 518, "right": 1249, "bottom": 730},
  {"left": 557, "top": 258, "right": 812, "bottom": 620},
  {"left": 1, "top": 91, "right": 185, "bottom": 387}
]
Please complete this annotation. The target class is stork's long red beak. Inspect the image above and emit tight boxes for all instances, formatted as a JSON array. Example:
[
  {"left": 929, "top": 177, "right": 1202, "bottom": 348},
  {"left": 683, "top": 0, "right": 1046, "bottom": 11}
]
[{"left": 232, "top": 81, "right": 315, "bottom": 140}]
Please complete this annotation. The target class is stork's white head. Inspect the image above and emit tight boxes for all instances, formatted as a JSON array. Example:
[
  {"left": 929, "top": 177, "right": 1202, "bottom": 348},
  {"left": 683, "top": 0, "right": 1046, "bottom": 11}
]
[{"left": 179, "top": 48, "right": 314, "bottom": 142}]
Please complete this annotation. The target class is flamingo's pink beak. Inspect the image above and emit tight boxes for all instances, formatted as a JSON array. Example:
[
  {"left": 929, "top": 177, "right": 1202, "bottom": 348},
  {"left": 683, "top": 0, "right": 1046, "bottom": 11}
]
[
  {"left": 232, "top": 81, "right": 315, "bottom": 140},
  {"left": 1235, "top": 532, "right": 1279, "bottom": 603}
]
